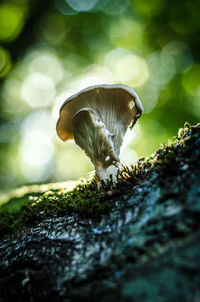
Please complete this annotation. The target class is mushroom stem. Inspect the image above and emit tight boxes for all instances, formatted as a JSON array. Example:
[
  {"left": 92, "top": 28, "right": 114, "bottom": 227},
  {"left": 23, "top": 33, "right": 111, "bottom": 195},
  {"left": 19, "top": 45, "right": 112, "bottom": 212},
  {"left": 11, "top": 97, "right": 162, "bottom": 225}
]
[{"left": 95, "top": 164, "right": 119, "bottom": 184}]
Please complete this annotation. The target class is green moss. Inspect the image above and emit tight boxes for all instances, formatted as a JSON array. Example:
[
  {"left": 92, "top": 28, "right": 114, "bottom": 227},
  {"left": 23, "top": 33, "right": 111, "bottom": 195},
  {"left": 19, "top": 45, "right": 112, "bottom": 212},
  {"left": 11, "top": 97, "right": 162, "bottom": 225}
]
[
  {"left": 0, "top": 122, "right": 199, "bottom": 239},
  {"left": 0, "top": 179, "right": 117, "bottom": 238}
]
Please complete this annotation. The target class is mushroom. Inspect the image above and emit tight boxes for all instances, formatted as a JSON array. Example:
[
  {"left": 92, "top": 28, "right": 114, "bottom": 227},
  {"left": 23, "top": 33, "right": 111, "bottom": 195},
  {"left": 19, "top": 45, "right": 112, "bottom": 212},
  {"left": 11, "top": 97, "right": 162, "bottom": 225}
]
[{"left": 56, "top": 84, "right": 143, "bottom": 183}]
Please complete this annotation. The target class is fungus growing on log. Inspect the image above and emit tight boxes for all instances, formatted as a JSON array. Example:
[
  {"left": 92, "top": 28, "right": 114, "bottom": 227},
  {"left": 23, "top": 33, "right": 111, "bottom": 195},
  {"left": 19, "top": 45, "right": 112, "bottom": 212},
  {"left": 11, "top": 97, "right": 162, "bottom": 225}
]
[{"left": 56, "top": 84, "right": 143, "bottom": 183}]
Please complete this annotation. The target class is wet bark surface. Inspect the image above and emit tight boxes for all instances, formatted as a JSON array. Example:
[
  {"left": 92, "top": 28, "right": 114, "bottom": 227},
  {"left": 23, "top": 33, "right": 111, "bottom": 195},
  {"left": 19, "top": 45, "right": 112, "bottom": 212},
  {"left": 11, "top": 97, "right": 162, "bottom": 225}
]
[{"left": 0, "top": 124, "right": 200, "bottom": 302}]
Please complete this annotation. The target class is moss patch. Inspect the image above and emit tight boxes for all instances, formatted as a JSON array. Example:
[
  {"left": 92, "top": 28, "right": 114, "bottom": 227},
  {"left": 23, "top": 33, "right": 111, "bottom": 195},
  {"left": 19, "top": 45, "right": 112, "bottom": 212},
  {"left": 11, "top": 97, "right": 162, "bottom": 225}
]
[{"left": 0, "top": 122, "right": 199, "bottom": 239}]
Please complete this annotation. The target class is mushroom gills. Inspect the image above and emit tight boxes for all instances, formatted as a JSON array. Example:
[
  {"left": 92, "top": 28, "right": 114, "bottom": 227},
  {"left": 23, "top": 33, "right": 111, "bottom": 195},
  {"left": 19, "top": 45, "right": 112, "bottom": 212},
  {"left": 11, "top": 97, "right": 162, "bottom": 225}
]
[{"left": 73, "top": 108, "right": 119, "bottom": 182}]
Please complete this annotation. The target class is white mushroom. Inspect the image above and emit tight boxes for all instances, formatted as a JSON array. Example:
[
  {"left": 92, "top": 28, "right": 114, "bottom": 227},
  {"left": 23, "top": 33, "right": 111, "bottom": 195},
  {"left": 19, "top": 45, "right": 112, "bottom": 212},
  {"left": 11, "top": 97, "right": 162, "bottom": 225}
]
[{"left": 56, "top": 84, "right": 143, "bottom": 183}]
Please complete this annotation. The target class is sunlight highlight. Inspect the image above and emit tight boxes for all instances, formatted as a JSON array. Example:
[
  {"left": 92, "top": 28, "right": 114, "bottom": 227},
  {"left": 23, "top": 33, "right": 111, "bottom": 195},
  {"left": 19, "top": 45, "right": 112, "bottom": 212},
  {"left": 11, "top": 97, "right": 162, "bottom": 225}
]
[
  {"left": 21, "top": 72, "right": 56, "bottom": 108},
  {"left": 104, "top": 48, "right": 149, "bottom": 87}
]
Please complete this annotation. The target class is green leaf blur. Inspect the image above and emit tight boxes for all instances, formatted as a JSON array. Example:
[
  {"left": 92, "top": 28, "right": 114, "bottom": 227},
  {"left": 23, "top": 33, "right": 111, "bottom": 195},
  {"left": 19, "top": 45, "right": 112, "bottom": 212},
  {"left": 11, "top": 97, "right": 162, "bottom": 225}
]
[{"left": 0, "top": 0, "right": 199, "bottom": 193}]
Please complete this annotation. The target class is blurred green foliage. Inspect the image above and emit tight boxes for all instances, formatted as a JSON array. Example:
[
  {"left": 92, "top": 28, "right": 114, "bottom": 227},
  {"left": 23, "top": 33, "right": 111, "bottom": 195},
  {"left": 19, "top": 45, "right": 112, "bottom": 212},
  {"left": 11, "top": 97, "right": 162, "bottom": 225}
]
[{"left": 0, "top": 0, "right": 199, "bottom": 193}]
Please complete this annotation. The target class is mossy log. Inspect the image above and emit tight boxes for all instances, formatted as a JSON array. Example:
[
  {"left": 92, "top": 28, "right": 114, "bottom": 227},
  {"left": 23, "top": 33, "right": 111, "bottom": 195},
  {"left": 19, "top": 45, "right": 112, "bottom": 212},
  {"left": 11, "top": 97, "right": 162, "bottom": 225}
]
[{"left": 0, "top": 122, "right": 200, "bottom": 302}]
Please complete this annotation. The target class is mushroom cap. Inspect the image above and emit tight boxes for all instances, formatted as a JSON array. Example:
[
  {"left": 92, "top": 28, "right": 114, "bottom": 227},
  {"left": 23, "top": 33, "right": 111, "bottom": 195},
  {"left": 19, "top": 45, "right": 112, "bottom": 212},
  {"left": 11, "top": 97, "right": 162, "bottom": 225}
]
[{"left": 56, "top": 84, "right": 143, "bottom": 156}]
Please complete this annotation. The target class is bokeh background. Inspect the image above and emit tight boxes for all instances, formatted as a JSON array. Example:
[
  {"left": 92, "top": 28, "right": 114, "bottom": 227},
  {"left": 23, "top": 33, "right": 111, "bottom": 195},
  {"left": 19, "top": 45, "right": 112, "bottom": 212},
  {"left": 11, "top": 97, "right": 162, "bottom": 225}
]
[{"left": 0, "top": 0, "right": 199, "bottom": 194}]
